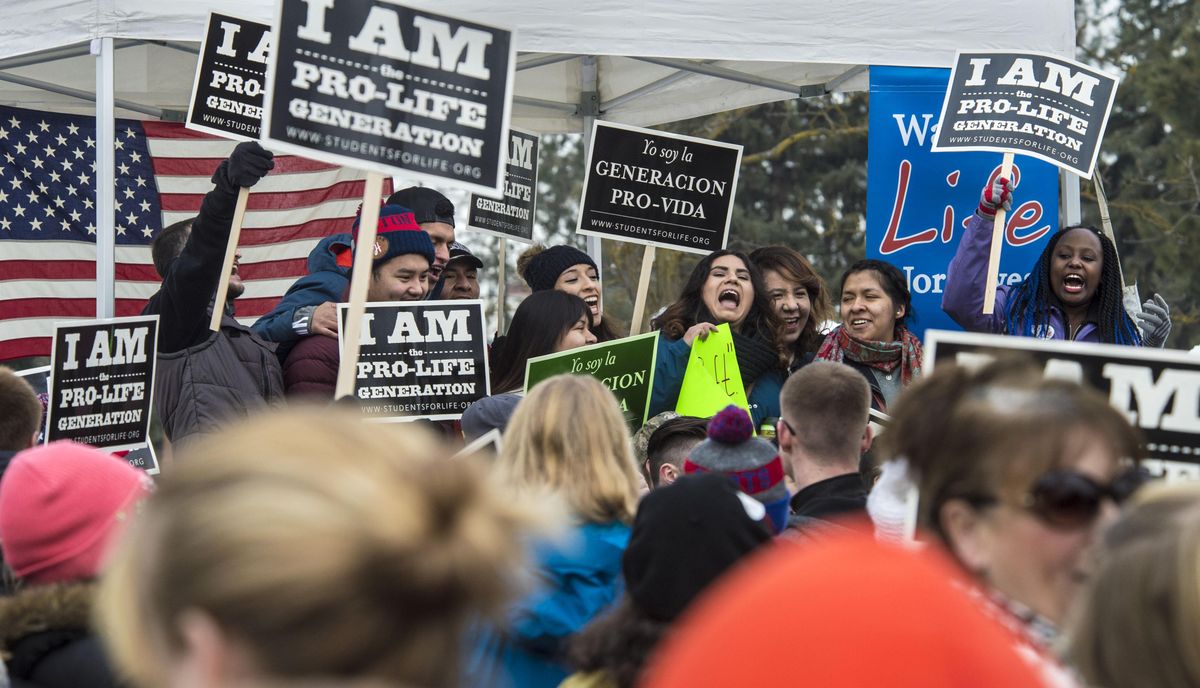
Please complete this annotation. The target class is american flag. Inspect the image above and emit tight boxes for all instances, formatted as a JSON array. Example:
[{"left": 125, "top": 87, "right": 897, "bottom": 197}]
[{"left": 0, "top": 104, "right": 391, "bottom": 361}]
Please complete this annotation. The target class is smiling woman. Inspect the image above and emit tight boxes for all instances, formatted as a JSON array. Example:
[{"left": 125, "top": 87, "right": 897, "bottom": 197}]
[
  {"left": 518, "top": 245, "right": 623, "bottom": 342},
  {"left": 648, "top": 250, "right": 786, "bottom": 427},
  {"left": 816, "top": 259, "right": 921, "bottom": 412}
]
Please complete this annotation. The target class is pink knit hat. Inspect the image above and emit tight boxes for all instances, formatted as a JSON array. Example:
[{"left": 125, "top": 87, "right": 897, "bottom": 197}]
[{"left": 0, "top": 441, "right": 150, "bottom": 584}]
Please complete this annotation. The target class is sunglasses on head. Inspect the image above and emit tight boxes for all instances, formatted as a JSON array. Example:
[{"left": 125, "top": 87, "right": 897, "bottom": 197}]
[{"left": 971, "top": 467, "right": 1149, "bottom": 529}]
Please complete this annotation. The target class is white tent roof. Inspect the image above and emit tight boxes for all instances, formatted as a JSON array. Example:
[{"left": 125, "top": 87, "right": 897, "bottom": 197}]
[{"left": 0, "top": 0, "right": 1076, "bottom": 133}]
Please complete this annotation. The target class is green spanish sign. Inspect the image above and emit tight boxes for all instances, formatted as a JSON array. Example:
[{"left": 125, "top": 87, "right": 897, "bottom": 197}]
[{"left": 524, "top": 331, "right": 659, "bottom": 429}]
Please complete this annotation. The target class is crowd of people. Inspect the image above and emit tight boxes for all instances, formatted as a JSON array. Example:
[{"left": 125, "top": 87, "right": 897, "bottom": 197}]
[{"left": 0, "top": 141, "right": 1190, "bottom": 688}]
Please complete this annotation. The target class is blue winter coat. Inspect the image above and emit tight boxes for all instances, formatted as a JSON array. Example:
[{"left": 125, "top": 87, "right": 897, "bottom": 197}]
[
  {"left": 942, "top": 213, "right": 1101, "bottom": 342},
  {"left": 648, "top": 334, "right": 783, "bottom": 427},
  {"left": 464, "top": 521, "right": 630, "bottom": 688},
  {"left": 251, "top": 233, "right": 352, "bottom": 359}
]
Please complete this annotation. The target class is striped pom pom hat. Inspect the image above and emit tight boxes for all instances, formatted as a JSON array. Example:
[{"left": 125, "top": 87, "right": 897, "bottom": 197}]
[{"left": 684, "top": 405, "right": 789, "bottom": 534}]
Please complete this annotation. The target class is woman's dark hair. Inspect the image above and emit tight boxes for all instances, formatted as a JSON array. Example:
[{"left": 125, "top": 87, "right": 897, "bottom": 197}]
[
  {"left": 749, "top": 245, "right": 833, "bottom": 358},
  {"left": 568, "top": 597, "right": 667, "bottom": 688},
  {"left": 1004, "top": 226, "right": 1141, "bottom": 345},
  {"left": 490, "top": 291, "right": 591, "bottom": 392},
  {"left": 838, "top": 259, "right": 917, "bottom": 330},
  {"left": 650, "top": 250, "right": 786, "bottom": 366}
]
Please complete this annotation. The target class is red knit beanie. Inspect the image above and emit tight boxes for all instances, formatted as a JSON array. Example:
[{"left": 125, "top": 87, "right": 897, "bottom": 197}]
[{"left": 0, "top": 441, "right": 150, "bottom": 584}]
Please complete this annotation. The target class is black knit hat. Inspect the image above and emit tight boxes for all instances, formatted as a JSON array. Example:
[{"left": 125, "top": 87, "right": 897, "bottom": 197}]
[
  {"left": 624, "top": 473, "right": 771, "bottom": 622},
  {"left": 385, "top": 186, "right": 456, "bottom": 228},
  {"left": 521, "top": 245, "right": 598, "bottom": 292}
]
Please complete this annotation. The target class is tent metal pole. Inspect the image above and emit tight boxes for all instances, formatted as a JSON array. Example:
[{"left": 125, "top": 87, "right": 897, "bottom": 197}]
[
  {"left": 0, "top": 71, "right": 179, "bottom": 120},
  {"left": 0, "top": 39, "right": 140, "bottom": 71},
  {"left": 517, "top": 53, "right": 575, "bottom": 71},
  {"left": 824, "top": 65, "right": 867, "bottom": 94},
  {"left": 1061, "top": 170, "right": 1082, "bottom": 226},
  {"left": 92, "top": 37, "right": 116, "bottom": 320},
  {"left": 580, "top": 55, "right": 602, "bottom": 268},
  {"left": 602, "top": 69, "right": 695, "bottom": 111},
  {"left": 513, "top": 95, "right": 577, "bottom": 113},
  {"left": 632, "top": 56, "right": 824, "bottom": 97}
]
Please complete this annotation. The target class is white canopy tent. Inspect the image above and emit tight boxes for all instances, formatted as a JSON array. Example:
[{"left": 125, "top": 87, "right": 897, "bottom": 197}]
[{"left": 0, "top": 0, "right": 1080, "bottom": 316}]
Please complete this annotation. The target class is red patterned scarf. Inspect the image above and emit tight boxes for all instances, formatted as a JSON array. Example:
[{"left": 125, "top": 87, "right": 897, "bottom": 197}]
[{"left": 816, "top": 326, "right": 924, "bottom": 389}]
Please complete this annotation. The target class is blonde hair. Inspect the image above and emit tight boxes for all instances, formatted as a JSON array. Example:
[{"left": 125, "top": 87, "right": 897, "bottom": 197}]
[
  {"left": 96, "top": 407, "right": 536, "bottom": 688},
  {"left": 1069, "top": 483, "right": 1200, "bottom": 688},
  {"left": 497, "top": 374, "right": 641, "bottom": 524}
]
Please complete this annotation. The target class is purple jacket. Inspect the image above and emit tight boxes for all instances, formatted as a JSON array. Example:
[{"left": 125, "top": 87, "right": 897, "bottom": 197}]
[{"left": 942, "top": 213, "right": 1100, "bottom": 342}]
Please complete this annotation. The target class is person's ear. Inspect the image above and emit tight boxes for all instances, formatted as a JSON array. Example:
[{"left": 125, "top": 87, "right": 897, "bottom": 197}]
[
  {"left": 938, "top": 499, "right": 994, "bottom": 576},
  {"left": 659, "top": 463, "right": 679, "bottom": 486},
  {"left": 860, "top": 424, "right": 873, "bottom": 456},
  {"left": 175, "top": 609, "right": 235, "bottom": 688},
  {"left": 776, "top": 419, "right": 795, "bottom": 453},
  {"left": 895, "top": 304, "right": 906, "bottom": 320}
]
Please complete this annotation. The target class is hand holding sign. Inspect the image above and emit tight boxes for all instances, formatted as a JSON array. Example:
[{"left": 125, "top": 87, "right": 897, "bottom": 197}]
[
  {"left": 676, "top": 323, "right": 750, "bottom": 419},
  {"left": 208, "top": 142, "right": 275, "bottom": 331}
]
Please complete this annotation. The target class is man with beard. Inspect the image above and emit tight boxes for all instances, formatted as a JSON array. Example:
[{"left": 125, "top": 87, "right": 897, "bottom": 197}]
[{"left": 143, "top": 141, "right": 284, "bottom": 447}]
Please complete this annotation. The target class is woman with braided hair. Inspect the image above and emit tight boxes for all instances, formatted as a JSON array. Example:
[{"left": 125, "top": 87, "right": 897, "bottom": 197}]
[{"left": 943, "top": 175, "right": 1172, "bottom": 346}]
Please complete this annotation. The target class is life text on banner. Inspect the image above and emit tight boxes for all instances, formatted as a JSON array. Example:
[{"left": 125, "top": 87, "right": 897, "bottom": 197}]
[{"left": 866, "top": 66, "right": 1059, "bottom": 341}]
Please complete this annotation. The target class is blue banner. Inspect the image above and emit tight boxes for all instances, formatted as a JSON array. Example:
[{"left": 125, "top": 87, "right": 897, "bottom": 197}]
[{"left": 867, "top": 66, "right": 1061, "bottom": 341}]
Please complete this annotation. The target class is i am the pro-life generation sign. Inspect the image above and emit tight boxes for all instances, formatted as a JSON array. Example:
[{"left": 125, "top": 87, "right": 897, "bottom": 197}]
[
  {"left": 187, "top": 13, "right": 273, "bottom": 140},
  {"left": 339, "top": 300, "right": 490, "bottom": 421},
  {"left": 931, "top": 51, "right": 1118, "bottom": 178},
  {"left": 578, "top": 121, "right": 742, "bottom": 255},
  {"left": 468, "top": 128, "right": 539, "bottom": 242},
  {"left": 46, "top": 316, "right": 158, "bottom": 452},
  {"left": 262, "top": 0, "right": 515, "bottom": 194}
]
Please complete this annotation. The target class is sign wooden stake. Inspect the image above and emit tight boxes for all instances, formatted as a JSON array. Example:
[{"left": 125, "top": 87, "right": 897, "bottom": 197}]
[
  {"left": 982, "top": 152, "right": 1014, "bottom": 316},
  {"left": 496, "top": 240, "right": 507, "bottom": 334},
  {"left": 209, "top": 187, "right": 250, "bottom": 331},
  {"left": 630, "top": 245, "right": 656, "bottom": 335},
  {"left": 1093, "top": 174, "right": 1128, "bottom": 288},
  {"left": 335, "top": 172, "right": 386, "bottom": 400}
]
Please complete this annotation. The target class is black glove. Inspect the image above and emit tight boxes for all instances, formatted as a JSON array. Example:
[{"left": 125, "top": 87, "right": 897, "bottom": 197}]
[
  {"left": 212, "top": 141, "right": 274, "bottom": 192},
  {"left": 1136, "top": 293, "right": 1172, "bottom": 348},
  {"left": 977, "top": 176, "right": 1013, "bottom": 218}
]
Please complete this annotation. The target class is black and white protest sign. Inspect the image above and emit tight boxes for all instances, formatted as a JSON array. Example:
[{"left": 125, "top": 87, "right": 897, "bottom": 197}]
[
  {"left": 262, "top": 0, "right": 515, "bottom": 195},
  {"left": 931, "top": 51, "right": 1118, "bottom": 178},
  {"left": 47, "top": 316, "right": 158, "bottom": 451},
  {"left": 578, "top": 121, "right": 742, "bottom": 256},
  {"left": 925, "top": 330, "right": 1200, "bottom": 473},
  {"left": 187, "top": 13, "right": 273, "bottom": 140},
  {"left": 118, "top": 443, "right": 161, "bottom": 476},
  {"left": 468, "top": 128, "right": 538, "bottom": 242},
  {"left": 338, "top": 300, "right": 489, "bottom": 420}
]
